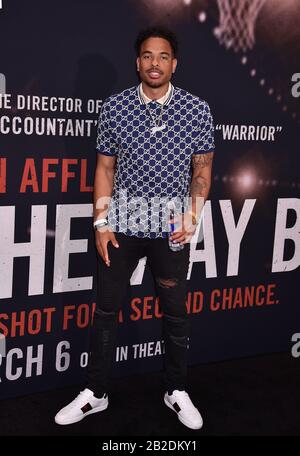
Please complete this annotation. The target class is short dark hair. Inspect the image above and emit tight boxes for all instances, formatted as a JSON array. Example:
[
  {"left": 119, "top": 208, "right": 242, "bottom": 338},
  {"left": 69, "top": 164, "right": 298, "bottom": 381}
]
[{"left": 135, "top": 26, "right": 178, "bottom": 58}]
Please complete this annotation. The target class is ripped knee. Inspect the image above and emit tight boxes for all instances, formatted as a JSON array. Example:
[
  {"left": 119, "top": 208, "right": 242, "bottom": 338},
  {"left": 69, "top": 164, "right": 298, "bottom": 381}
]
[{"left": 156, "top": 277, "right": 178, "bottom": 288}]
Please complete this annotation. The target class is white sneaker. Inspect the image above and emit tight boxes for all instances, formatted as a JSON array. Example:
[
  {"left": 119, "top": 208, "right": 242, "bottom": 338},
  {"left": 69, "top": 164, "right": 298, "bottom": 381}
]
[
  {"left": 164, "top": 390, "right": 203, "bottom": 430},
  {"left": 54, "top": 388, "right": 108, "bottom": 425}
]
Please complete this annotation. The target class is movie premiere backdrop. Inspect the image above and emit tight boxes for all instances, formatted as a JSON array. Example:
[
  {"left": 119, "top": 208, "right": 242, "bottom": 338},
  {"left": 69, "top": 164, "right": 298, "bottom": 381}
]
[{"left": 0, "top": 0, "right": 299, "bottom": 399}]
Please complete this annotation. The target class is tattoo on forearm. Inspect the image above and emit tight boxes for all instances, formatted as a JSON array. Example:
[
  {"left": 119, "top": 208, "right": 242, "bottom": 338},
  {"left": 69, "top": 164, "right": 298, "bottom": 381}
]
[
  {"left": 192, "top": 152, "right": 214, "bottom": 169},
  {"left": 190, "top": 176, "right": 208, "bottom": 197}
]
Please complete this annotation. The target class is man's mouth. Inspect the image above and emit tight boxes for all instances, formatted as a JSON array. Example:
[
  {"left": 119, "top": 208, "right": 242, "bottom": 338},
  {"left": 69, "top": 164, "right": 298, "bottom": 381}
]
[{"left": 148, "top": 70, "right": 162, "bottom": 79}]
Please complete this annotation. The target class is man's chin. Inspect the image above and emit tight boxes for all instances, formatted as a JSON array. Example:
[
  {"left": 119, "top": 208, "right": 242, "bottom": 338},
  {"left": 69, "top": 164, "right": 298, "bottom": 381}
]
[{"left": 142, "top": 79, "right": 167, "bottom": 88}]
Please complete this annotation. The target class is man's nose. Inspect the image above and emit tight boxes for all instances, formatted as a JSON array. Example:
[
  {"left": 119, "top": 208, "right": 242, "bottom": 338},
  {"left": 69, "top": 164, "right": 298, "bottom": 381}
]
[{"left": 152, "top": 57, "right": 159, "bottom": 66}]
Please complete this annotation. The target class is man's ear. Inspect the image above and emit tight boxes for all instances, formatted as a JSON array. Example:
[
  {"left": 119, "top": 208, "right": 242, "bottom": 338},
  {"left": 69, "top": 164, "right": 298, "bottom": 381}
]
[
  {"left": 136, "top": 57, "right": 140, "bottom": 71},
  {"left": 172, "top": 58, "right": 178, "bottom": 74}
]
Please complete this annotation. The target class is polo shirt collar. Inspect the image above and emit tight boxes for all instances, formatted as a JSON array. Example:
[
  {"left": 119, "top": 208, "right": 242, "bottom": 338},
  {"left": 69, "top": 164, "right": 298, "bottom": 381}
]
[{"left": 137, "top": 82, "right": 174, "bottom": 106}]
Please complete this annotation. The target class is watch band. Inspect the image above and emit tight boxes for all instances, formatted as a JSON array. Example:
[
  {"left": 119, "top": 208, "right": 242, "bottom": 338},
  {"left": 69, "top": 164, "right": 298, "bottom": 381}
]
[{"left": 93, "top": 218, "right": 108, "bottom": 230}]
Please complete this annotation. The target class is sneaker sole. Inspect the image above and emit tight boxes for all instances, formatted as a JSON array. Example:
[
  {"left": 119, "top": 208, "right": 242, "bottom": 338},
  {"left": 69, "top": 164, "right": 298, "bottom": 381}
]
[
  {"left": 55, "top": 400, "right": 109, "bottom": 425},
  {"left": 164, "top": 395, "right": 203, "bottom": 430}
]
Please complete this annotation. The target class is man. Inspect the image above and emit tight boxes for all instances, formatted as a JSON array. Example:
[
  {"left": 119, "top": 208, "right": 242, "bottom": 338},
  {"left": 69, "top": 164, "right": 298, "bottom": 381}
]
[{"left": 55, "top": 26, "right": 215, "bottom": 430}]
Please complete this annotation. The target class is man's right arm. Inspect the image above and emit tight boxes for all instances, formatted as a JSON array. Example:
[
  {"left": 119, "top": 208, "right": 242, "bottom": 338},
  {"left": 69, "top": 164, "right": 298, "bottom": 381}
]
[
  {"left": 93, "top": 153, "right": 119, "bottom": 267},
  {"left": 93, "top": 153, "right": 116, "bottom": 222}
]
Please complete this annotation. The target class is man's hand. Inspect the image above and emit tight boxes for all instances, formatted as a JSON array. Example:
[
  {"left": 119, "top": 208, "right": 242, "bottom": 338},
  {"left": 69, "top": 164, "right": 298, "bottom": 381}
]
[
  {"left": 169, "top": 211, "right": 198, "bottom": 245},
  {"left": 95, "top": 225, "right": 119, "bottom": 267}
]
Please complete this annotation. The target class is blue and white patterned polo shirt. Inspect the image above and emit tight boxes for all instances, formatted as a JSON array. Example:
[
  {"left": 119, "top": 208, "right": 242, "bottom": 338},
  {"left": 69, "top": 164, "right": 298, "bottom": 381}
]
[{"left": 96, "top": 83, "right": 215, "bottom": 238}]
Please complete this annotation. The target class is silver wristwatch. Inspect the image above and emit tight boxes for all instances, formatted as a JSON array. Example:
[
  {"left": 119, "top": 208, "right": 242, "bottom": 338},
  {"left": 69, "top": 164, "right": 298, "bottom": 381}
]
[{"left": 93, "top": 218, "right": 109, "bottom": 231}]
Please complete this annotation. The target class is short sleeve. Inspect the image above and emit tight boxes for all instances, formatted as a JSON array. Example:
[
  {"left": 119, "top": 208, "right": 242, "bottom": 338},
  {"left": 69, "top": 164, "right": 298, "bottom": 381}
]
[
  {"left": 194, "top": 101, "right": 215, "bottom": 154},
  {"left": 95, "top": 101, "right": 118, "bottom": 156}
]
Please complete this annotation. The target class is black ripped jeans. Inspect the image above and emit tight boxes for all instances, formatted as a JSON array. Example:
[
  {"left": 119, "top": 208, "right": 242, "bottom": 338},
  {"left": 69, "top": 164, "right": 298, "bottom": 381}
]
[{"left": 86, "top": 232, "right": 190, "bottom": 397}]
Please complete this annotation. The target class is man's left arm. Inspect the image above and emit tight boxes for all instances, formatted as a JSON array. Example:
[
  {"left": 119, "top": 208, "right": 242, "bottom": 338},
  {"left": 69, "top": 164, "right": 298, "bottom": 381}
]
[
  {"left": 189, "top": 151, "right": 214, "bottom": 221},
  {"left": 169, "top": 151, "right": 214, "bottom": 244},
  {"left": 170, "top": 99, "right": 215, "bottom": 244}
]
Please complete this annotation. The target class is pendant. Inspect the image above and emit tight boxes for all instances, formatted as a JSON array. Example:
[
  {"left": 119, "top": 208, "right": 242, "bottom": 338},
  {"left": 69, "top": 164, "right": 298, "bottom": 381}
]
[{"left": 150, "top": 124, "right": 166, "bottom": 134}]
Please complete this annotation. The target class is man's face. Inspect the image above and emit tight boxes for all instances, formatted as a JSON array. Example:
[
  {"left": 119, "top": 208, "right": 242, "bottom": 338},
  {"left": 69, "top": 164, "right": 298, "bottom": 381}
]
[{"left": 136, "top": 37, "right": 177, "bottom": 88}]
